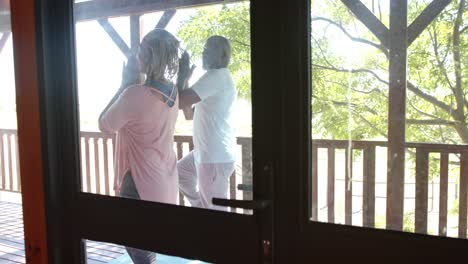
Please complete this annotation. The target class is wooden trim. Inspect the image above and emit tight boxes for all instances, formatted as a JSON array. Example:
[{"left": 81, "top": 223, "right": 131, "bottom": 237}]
[
  {"left": 74, "top": 0, "right": 244, "bottom": 22},
  {"left": 340, "top": 0, "right": 389, "bottom": 48},
  {"left": 10, "top": 0, "right": 49, "bottom": 262},
  {"left": 386, "top": 0, "right": 408, "bottom": 231},
  {"left": 77, "top": 193, "right": 259, "bottom": 264},
  {"left": 407, "top": 0, "right": 452, "bottom": 45}
]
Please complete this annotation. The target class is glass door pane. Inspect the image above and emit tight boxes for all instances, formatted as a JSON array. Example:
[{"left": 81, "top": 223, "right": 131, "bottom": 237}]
[
  {"left": 73, "top": 0, "right": 253, "bottom": 213},
  {"left": 310, "top": 0, "right": 468, "bottom": 239}
]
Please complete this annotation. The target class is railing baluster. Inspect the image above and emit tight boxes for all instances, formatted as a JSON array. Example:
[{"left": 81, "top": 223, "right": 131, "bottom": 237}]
[
  {"left": 327, "top": 147, "right": 335, "bottom": 223},
  {"left": 85, "top": 136, "right": 92, "bottom": 193},
  {"left": 14, "top": 133, "right": 21, "bottom": 192},
  {"left": 103, "top": 138, "right": 110, "bottom": 195},
  {"left": 415, "top": 149, "right": 429, "bottom": 234},
  {"left": 229, "top": 170, "right": 236, "bottom": 213},
  {"left": 176, "top": 142, "right": 184, "bottom": 206},
  {"left": 188, "top": 140, "right": 194, "bottom": 152},
  {"left": 345, "top": 147, "right": 352, "bottom": 225},
  {"left": 7, "top": 134, "right": 13, "bottom": 191},
  {"left": 241, "top": 141, "right": 252, "bottom": 200},
  {"left": 312, "top": 145, "right": 318, "bottom": 221},
  {"left": 459, "top": 152, "right": 468, "bottom": 238},
  {"left": 176, "top": 142, "right": 183, "bottom": 160},
  {"left": 439, "top": 152, "right": 449, "bottom": 236},
  {"left": 0, "top": 133, "right": 5, "bottom": 190},
  {"left": 363, "top": 145, "right": 376, "bottom": 228},
  {"left": 94, "top": 138, "right": 101, "bottom": 194},
  {"left": 230, "top": 171, "right": 236, "bottom": 199}
]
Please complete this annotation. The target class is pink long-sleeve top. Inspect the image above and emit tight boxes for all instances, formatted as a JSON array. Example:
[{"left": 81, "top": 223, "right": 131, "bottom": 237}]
[{"left": 99, "top": 85, "right": 179, "bottom": 203}]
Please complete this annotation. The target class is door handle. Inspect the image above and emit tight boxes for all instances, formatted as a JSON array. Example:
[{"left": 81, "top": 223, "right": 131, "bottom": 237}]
[{"left": 212, "top": 198, "right": 270, "bottom": 210}]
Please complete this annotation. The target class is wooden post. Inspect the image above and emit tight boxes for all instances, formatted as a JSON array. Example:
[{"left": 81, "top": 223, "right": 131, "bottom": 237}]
[{"left": 386, "top": 0, "right": 407, "bottom": 231}]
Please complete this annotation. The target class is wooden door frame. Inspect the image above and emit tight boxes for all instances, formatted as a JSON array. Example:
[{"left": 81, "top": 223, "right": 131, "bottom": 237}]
[{"left": 10, "top": 0, "right": 49, "bottom": 263}]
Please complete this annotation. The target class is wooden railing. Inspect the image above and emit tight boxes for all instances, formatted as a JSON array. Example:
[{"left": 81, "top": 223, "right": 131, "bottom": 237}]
[
  {"left": 2, "top": 128, "right": 468, "bottom": 238},
  {"left": 311, "top": 139, "right": 468, "bottom": 238},
  {"left": 78, "top": 132, "right": 253, "bottom": 202}
]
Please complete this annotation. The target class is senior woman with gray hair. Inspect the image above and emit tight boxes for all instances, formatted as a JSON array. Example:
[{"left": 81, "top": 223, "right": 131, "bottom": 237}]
[
  {"left": 98, "top": 28, "right": 180, "bottom": 264},
  {"left": 177, "top": 36, "right": 237, "bottom": 211}
]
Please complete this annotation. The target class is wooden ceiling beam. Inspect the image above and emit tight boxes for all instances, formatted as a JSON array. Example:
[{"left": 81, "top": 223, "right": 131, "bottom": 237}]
[
  {"left": 408, "top": 0, "right": 453, "bottom": 45},
  {"left": 340, "top": 0, "right": 390, "bottom": 48},
  {"left": 74, "top": 0, "right": 243, "bottom": 22},
  {"left": 155, "top": 9, "right": 177, "bottom": 29},
  {"left": 97, "top": 18, "right": 131, "bottom": 58}
]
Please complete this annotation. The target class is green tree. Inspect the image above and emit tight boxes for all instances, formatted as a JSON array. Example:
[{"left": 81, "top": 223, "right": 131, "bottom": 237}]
[
  {"left": 311, "top": 0, "right": 467, "bottom": 144},
  {"left": 176, "top": 0, "right": 467, "bottom": 144}
]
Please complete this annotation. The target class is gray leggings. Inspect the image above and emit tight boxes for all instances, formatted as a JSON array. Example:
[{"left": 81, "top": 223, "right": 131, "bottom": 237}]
[{"left": 120, "top": 172, "right": 157, "bottom": 264}]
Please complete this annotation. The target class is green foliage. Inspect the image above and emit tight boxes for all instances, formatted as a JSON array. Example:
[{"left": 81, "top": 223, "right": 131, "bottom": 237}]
[
  {"left": 177, "top": 1, "right": 466, "bottom": 144},
  {"left": 177, "top": 3, "right": 251, "bottom": 98},
  {"left": 403, "top": 212, "right": 415, "bottom": 233}
]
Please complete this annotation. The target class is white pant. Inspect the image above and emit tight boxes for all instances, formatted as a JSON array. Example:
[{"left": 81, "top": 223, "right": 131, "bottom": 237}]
[{"left": 178, "top": 151, "right": 235, "bottom": 211}]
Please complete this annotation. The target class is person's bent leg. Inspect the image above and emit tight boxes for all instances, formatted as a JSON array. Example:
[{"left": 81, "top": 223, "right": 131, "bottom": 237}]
[
  {"left": 120, "top": 172, "right": 157, "bottom": 264},
  {"left": 197, "top": 162, "right": 235, "bottom": 211},
  {"left": 177, "top": 151, "right": 203, "bottom": 208}
]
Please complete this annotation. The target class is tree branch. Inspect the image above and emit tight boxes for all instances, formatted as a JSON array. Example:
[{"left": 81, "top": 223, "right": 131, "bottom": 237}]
[
  {"left": 312, "top": 64, "right": 389, "bottom": 85},
  {"left": 460, "top": 25, "right": 468, "bottom": 34},
  {"left": 356, "top": 114, "right": 387, "bottom": 138},
  {"left": 407, "top": 81, "right": 454, "bottom": 114},
  {"left": 452, "top": 0, "right": 465, "bottom": 114},
  {"left": 429, "top": 26, "right": 454, "bottom": 91},
  {"left": 407, "top": 119, "right": 456, "bottom": 126},
  {"left": 312, "top": 16, "right": 389, "bottom": 58},
  {"left": 407, "top": 98, "right": 441, "bottom": 120}
]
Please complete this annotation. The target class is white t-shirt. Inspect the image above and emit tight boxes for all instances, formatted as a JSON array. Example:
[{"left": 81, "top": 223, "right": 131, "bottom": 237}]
[{"left": 192, "top": 68, "right": 237, "bottom": 164}]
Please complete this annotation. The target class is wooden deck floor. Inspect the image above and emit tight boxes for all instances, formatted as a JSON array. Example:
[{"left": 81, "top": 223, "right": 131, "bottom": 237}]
[{"left": 0, "top": 201, "right": 125, "bottom": 264}]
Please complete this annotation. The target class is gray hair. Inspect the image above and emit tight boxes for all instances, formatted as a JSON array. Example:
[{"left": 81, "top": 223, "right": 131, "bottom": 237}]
[
  {"left": 139, "top": 29, "right": 180, "bottom": 81},
  {"left": 204, "top": 36, "right": 231, "bottom": 69}
]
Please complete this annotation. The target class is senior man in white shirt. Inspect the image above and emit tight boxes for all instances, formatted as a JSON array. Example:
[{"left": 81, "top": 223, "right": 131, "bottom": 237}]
[{"left": 177, "top": 36, "right": 237, "bottom": 211}]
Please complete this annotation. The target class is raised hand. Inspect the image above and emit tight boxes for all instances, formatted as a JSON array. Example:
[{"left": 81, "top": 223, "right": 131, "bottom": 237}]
[
  {"left": 121, "top": 54, "right": 142, "bottom": 89},
  {"left": 177, "top": 51, "right": 195, "bottom": 91}
]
